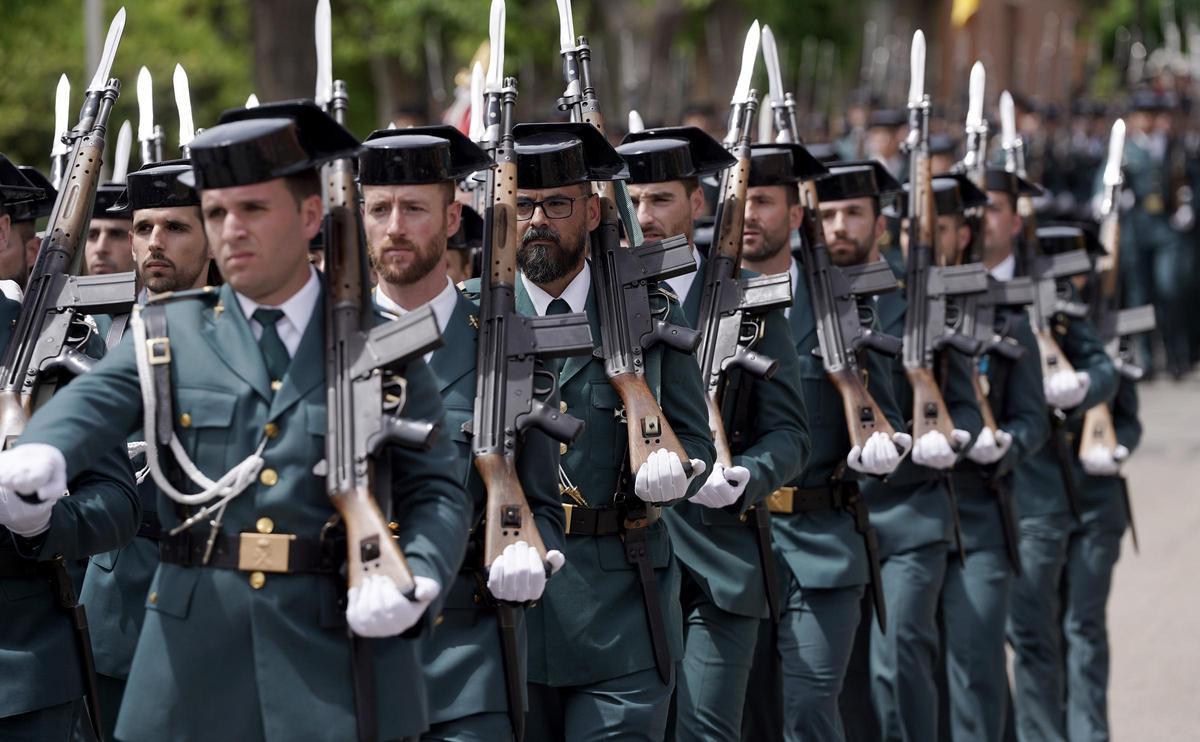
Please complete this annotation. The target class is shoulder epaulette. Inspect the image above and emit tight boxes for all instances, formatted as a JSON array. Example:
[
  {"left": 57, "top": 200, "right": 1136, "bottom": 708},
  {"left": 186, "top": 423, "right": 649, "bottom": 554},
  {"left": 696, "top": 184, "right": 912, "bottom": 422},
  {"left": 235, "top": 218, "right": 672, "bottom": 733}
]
[{"left": 144, "top": 285, "right": 221, "bottom": 305}]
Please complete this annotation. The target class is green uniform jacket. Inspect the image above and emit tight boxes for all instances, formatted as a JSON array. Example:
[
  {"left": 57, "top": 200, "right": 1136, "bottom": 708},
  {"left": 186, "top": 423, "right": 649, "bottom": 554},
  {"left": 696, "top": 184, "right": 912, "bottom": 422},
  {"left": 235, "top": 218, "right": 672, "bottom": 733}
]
[
  {"left": 665, "top": 259, "right": 809, "bottom": 619},
  {"left": 1073, "top": 376, "right": 1142, "bottom": 533},
  {"left": 81, "top": 312, "right": 161, "bottom": 680},
  {"left": 421, "top": 289, "right": 566, "bottom": 724},
  {"left": 1012, "top": 312, "right": 1118, "bottom": 520},
  {"left": 18, "top": 282, "right": 472, "bottom": 741},
  {"left": 485, "top": 267, "right": 715, "bottom": 687},
  {"left": 952, "top": 310, "right": 1050, "bottom": 551},
  {"left": 770, "top": 256, "right": 904, "bottom": 589},
  {"left": 861, "top": 284, "right": 983, "bottom": 558},
  {"left": 1, "top": 298, "right": 140, "bottom": 719}
]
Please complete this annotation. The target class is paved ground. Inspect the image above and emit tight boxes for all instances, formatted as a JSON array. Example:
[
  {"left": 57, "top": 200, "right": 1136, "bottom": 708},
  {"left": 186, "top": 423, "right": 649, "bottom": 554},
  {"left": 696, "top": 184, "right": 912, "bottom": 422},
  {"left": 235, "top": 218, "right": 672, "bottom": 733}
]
[{"left": 1107, "top": 373, "right": 1200, "bottom": 739}]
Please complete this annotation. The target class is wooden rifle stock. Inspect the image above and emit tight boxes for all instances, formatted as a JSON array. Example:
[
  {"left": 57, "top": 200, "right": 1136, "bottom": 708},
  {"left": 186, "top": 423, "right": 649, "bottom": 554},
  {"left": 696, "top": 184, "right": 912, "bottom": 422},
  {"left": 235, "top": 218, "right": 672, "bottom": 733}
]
[
  {"left": 907, "top": 366, "right": 959, "bottom": 442},
  {"left": 827, "top": 367, "right": 895, "bottom": 450},
  {"left": 477, "top": 452, "right": 547, "bottom": 567},
  {"left": 610, "top": 372, "right": 695, "bottom": 476},
  {"left": 1078, "top": 404, "right": 1118, "bottom": 458},
  {"left": 707, "top": 395, "right": 733, "bottom": 469}
]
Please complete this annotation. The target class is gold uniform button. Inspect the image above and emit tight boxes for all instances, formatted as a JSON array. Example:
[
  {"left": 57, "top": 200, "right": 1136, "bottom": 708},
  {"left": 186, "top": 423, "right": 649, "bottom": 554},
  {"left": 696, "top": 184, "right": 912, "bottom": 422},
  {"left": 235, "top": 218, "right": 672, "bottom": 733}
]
[
  {"left": 249, "top": 571, "right": 266, "bottom": 589},
  {"left": 148, "top": 591, "right": 158, "bottom": 605},
  {"left": 256, "top": 517, "right": 275, "bottom": 534},
  {"left": 559, "top": 401, "right": 568, "bottom": 413},
  {"left": 434, "top": 614, "right": 445, "bottom": 627},
  {"left": 271, "top": 380, "right": 283, "bottom": 391},
  {"left": 264, "top": 423, "right": 279, "bottom": 439},
  {"left": 179, "top": 412, "right": 192, "bottom": 428},
  {"left": 259, "top": 469, "right": 279, "bottom": 487},
  {"left": 560, "top": 442, "right": 569, "bottom": 455}
]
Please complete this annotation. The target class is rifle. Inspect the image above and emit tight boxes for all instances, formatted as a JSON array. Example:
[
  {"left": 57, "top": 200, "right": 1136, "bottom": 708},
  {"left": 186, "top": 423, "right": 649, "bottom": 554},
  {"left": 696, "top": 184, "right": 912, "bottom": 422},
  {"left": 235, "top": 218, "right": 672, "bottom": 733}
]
[
  {"left": 555, "top": 0, "right": 702, "bottom": 482},
  {"left": 0, "top": 12, "right": 134, "bottom": 455}
]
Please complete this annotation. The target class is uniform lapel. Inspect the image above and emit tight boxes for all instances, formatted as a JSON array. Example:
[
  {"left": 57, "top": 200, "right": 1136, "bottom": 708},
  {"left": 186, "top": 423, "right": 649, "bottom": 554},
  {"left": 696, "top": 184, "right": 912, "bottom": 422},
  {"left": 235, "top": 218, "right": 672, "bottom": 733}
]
[
  {"left": 201, "top": 283, "right": 272, "bottom": 402},
  {"left": 681, "top": 259, "right": 707, "bottom": 327},
  {"left": 268, "top": 289, "right": 325, "bottom": 421},
  {"left": 875, "top": 289, "right": 907, "bottom": 337},
  {"left": 428, "top": 292, "right": 478, "bottom": 393},
  {"left": 789, "top": 256, "right": 817, "bottom": 350},
  {"left": 557, "top": 280, "right": 602, "bottom": 387}
]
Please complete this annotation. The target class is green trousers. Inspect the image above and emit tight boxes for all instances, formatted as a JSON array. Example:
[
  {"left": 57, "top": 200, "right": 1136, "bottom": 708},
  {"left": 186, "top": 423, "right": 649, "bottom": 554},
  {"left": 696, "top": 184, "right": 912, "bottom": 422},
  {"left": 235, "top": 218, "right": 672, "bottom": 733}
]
[
  {"left": 674, "top": 574, "right": 760, "bottom": 742},
  {"left": 421, "top": 711, "right": 511, "bottom": 742},
  {"left": 526, "top": 665, "right": 675, "bottom": 742},
  {"left": 0, "top": 699, "right": 83, "bottom": 742}
]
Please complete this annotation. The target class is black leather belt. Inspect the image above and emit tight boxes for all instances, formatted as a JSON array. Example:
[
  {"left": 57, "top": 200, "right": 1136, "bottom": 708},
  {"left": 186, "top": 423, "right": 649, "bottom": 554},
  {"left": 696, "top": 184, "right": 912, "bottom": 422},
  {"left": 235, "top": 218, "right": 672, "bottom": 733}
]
[
  {"left": 0, "top": 551, "right": 50, "bottom": 580},
  {"left": 562, "top": 503, "right": 660, "bottom": 536},
  {"left": 160, "top": 531, "right": 342, "bottom": 574},
  {"left": 766, "top": 484, "right": 851, "bottom": 514},
  {"left": 137, "top": 513, "right": 163, "bottom": 541}
]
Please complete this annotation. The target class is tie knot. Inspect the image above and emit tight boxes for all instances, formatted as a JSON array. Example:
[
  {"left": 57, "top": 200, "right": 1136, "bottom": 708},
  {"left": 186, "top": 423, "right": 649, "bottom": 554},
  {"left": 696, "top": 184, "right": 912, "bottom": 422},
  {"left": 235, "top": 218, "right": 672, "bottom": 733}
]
[
  {"left": 546, "top": 298, "right": 571, "bottom": 316},
  {"left": 253, "top": 308, "right": 285, "bottom": 327}
]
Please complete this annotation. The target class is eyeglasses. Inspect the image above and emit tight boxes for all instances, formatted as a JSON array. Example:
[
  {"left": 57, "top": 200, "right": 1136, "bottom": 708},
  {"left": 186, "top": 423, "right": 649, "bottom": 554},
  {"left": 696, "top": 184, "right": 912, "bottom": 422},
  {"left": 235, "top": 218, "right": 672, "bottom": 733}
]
[{"left": 516, "top": 195, "right": 584, "bottom": 221}]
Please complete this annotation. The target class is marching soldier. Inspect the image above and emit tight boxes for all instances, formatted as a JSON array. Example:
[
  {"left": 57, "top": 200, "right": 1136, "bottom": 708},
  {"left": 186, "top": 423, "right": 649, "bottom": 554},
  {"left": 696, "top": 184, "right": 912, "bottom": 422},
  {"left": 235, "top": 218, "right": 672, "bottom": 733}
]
[
  {"left": 0, "top": 101, "right": 472, "bottom": 741},
  {"left": 860, "top": 168, "right": 984, "bottom": 742},
  {"left": 74, "top": 159, "right": 214, "bottom": 739},
  {"left": 10, "top": 167, "right": 57, "bottom": 280},
  {"left": 741, "top": 153, "right": 909, "bottom": 742},
  {"left": 358, "top": 125, "right": 567, "bottom": 741},
  {"left": 84, "top": 182, "right": 134, "bottom": 278},
  {"left": 618, "top": 127, "right": 810, "bottom": 741},
  {"left": 0, "top": 158, "right": 49, "bottom": 288},
  {"left": 0, "top": 167, "right": 139, "bottom": 742},
  {"left": 941, "top": 170, "right": 1050, "bottom": 742},
  {"left": 503, "top": 121, "right": 715, "bottom": 740}
]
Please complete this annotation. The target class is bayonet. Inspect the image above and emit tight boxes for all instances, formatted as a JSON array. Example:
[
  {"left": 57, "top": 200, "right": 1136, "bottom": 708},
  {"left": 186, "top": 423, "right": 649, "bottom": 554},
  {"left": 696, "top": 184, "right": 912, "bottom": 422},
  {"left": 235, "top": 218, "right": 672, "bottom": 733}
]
[
  {"left": 51, "top": 74, "right": 70, "bottom": 190},
  {"left": 627, "top": 110, "right": 645, "bottom": 134},
  {"left": 245, "top": 93, "right": 260, "bottom": 108},
  {"left": 87, "top": 7, "right": 125, "bottom": 93},
  {"left": 174, "top": 64, "right": 195, "bottom": 154},
  {"left": 468, "top": 62, "right": 484, "bottom": 142},
  {"left": 314, "top": 0, "right": 332, "bottom": 108},
  {"left": 136, "top": 67, "right": 164, "bottom": 165},
  {"left": 724, "top": 20, "right": 760, "bottom": 148},
  {"left": 966, "top": 61, "right": 985, "bottom": 129},
  {"left": 112, "top": 121, "right": 132, "bottom": 184},
  {"left": 483, "top": 0, "right": 506, "bottom": 144}
]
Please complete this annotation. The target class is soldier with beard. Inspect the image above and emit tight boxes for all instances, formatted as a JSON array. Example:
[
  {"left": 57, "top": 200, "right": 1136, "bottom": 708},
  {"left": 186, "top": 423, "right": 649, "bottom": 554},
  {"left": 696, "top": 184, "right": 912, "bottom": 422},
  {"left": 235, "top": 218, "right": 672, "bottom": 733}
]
[
  {"left": 496, "top": 122, "right": 714, "bottom": 741},
  {"left": 359, "top": 125, "right": 567, "bottom": 742},
  {"left": 738, "top": 152, "right": 909, "bottom": 742},
  {"left": 618, "top": 127, "right": 810, "bottom": 742}
]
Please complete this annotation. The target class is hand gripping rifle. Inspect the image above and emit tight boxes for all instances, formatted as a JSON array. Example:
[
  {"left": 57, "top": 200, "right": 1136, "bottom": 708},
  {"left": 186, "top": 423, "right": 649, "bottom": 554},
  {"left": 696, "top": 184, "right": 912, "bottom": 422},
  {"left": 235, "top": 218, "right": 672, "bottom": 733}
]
[
  {"left": 555, "top": 0, "right": 701, "bottom": 482},
  {"left": 765, "top": 26, "right": 898, "bottom": 630}
]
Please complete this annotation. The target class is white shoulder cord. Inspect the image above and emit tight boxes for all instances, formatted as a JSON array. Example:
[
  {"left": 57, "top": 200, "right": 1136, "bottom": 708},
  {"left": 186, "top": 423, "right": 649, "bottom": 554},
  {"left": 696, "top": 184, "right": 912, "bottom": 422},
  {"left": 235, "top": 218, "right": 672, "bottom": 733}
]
[{"left": 130, "top": 306, "right": 267, "bottom": 535}]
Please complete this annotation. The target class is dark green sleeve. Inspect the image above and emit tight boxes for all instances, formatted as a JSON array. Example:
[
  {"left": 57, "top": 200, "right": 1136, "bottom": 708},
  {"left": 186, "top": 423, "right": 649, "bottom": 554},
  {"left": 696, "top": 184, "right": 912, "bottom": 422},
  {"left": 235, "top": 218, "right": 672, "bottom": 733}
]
[
  {"left": 661, "top": 299, "right": 717, "bottom": 498},
  {"left": 995, "top": 315, "right": 1050, "bottom": 476},
  {"left": 521, "top": 364, "right": 566, "bottom": 555},
  {"left": 731, "top": 308, "right": 809, "bottom": 509},
  {"left": 1113, "top": 378, "right": 1142, "bottom": 452},
  {"left": 389, "top": 358, "right": 473, "bottom": 590},
  {"left": 1063, "top": 315, "right": 1118, "bottom": 413}
]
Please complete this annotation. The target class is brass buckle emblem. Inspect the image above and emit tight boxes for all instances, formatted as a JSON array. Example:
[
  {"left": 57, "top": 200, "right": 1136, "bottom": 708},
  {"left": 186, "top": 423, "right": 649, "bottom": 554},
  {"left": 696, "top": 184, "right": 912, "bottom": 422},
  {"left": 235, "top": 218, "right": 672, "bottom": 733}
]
[
  {"left": 238, "top": 532, "right": 294, "bottom": 573},
  {"left": 767, "top": 487, "right": 795, "bottom": 514},
  {"left": 146, "top": 337, "right": 172, "bottom": 365}
]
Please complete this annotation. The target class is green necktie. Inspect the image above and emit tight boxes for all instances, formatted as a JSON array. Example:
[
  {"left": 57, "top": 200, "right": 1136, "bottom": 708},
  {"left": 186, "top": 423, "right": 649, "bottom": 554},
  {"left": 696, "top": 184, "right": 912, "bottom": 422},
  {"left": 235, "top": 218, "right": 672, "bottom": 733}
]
[
  {"left": 252, "top": 308, "right": 290, "bottom": 386},
  {"left": 546, "top": 298, "right": 571, "bottom": 316}
]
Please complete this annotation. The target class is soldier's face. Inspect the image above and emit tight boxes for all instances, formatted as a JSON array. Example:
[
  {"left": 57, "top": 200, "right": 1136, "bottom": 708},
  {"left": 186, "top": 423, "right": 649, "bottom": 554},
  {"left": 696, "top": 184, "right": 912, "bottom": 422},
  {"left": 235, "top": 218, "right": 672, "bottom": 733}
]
[
  {"left": 0, "top": 213, "right": 24, "bottom": 283},
  {"left": 361, "top": 183, "right": 459, "bottom": 286},
  {"left": 983, "top": 191, "right": 1021, "bottom": 267},
  {"left": 201, "top": 178, "right": 322, "bottom": 305},
  {"left": 627, "top": 181, "right": 702, "bottom": 246},
  {"left": 132, "top": 206, "right": 211, "bottom": 294},
  {"left": 85, "top": 218, "right": 134, "bottom": 275},
  {"left": 516, "top": 184, "right": 598, "bottom": 286},
  {"left": 743, "top": 185, "right": 800, "bottom": 262},
  {"left": 820, "top": 196, "right": 883, "bottom": 267}
]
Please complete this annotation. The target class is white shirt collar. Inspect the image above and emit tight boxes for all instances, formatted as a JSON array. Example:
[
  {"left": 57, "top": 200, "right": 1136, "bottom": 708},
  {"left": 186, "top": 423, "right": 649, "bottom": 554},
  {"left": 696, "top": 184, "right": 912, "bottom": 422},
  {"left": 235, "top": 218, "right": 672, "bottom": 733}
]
[
  {"left": 373, "top": 277, "right": 459, "bottom": 335},
  {"left": 234, "top": 265, "right": 321, "bottom": 357},
  {"left": 664, "top": 246, "right": 704, "bottom": 307},
  {"left": 989, "top": 253, "right": 1016, "bottom": 282},
  {"left": 521, "top": 262, "right": 592, "bottom": 316}
]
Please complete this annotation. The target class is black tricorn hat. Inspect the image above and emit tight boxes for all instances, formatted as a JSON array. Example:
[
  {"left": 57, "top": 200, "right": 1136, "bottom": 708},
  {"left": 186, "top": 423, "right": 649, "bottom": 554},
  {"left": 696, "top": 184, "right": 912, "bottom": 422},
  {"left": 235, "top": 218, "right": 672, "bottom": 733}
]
[
  {"left": 928, "top": 133, "right": 959, "bottom": 158},
  {"left": 513, "top": 122, "right": 629, "bottom": 189},
  {"left": 9, "top": 166, "right": 55, "bottom": 222},
  {"left": 888, "top": 174, "right": 990, "bottom": 218},
  {"left": 815, "top": 159, "right": 902, "bottom": 202},
  {"left": 360, "top": 125, "right": 493, "bottom": 185},
  {"left": 0, "top": 154, "right": 44, "bottom": 207},
  {"left": 1036, "top": 224, "right": 1087, "bottom": 255},
  {"left": 984, "top": 167, "right": 1044, "bottom": 199},
  {"left": 182, "top": 99, "right": 361, "bottom": 190},
  {"left": 94, "top": 182, "right": 131, "bottom": 220},
  {"left": 448, "top": 204, "right": 484, "bottom": 250},
  {"left": 1042, "top": 220, "right": 1103, "bottom": 255},
  {"left": 868, "top": 109, "right": 907, "bottom": 129},
  {"left": 110, "top": 159, "right": 199, "bottom": 214},
  {"left": 748, "top": 143, "right": 828, "bottom": 187},
  {"left": 1128, "top": 88, "right": 1172, "bottom": 113},
  {"left": 616, "top": 126, "right": 736, "bottom": 184},
  {"left": 803, "top": 141, "right": 840, "bottom": 164}
]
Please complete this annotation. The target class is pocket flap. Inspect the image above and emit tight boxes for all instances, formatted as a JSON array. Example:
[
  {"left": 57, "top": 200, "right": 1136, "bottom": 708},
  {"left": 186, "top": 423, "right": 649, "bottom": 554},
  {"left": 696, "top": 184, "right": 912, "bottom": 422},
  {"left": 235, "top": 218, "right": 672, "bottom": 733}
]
[
  {"left": 305, "top": 401, "right": 328, "bottom": 437},
  {"left": 176, "top": 388, "right": 238, "bottom": 428},
  {"left": 144, "top": 564, "right": 200, "bottom": 619},
  {"left": 590, "top": 382, "right": 622, "bottom": 410}
]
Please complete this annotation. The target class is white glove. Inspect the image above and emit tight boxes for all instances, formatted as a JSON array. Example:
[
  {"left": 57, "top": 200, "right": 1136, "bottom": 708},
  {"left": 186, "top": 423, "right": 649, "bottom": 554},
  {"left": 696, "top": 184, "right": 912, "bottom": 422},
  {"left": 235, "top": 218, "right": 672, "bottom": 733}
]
[
  {"left": 911, "top": 429, "right": 971, "bottom": 470},
  {"left": 1045, "top": 370, "right": 1091, "bottom": 410},
  {"left": 486, "top": 541, "right": 565, "bottom": 603},
  {"left": 966, "top": 427, "right": 1014, "bottom": 465},
  {"left": 1080, "top": 444, "right": 1129, "bottom": 476},
  {"left": 0, "top": 443, "right": 69, "bottom": 501},
  {"left": 847, "top": 431, "right": 910, "bottom": 476},
  {"left": 0, "top": 485, "right": 67, "bottom": 537},
  {"left": 345, "top": 574, "right": 440, "bottom": 638},
  {"left": 634, "top": 449, "right": 707, "bottom": 504},
  {"left": 689, "top": 463, "right": 751, "bottom": 509}
]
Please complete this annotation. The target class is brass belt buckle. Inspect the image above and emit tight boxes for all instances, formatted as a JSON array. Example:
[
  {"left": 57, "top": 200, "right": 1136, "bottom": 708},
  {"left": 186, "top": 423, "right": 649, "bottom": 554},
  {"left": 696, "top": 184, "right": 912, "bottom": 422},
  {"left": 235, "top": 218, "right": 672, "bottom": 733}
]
[
  {"left": 767, "top": 487, "right": 795, "bottom": 514},
  {"left": 146, "top": 337, "right": 171, "bottom": 365},
  {"left": 238, "top": 532, "right": 294, "bottom": 573}
]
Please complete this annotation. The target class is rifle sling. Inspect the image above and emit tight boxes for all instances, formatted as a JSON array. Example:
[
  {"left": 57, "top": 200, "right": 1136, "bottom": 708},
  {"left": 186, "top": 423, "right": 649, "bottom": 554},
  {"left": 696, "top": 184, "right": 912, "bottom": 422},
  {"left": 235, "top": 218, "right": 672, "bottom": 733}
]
[
  {"left": 104, "top": 312, "right": 130, "bottom": 351},
  {"left": 141, "top": 304, "right": 174, "bottom": 448}
]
